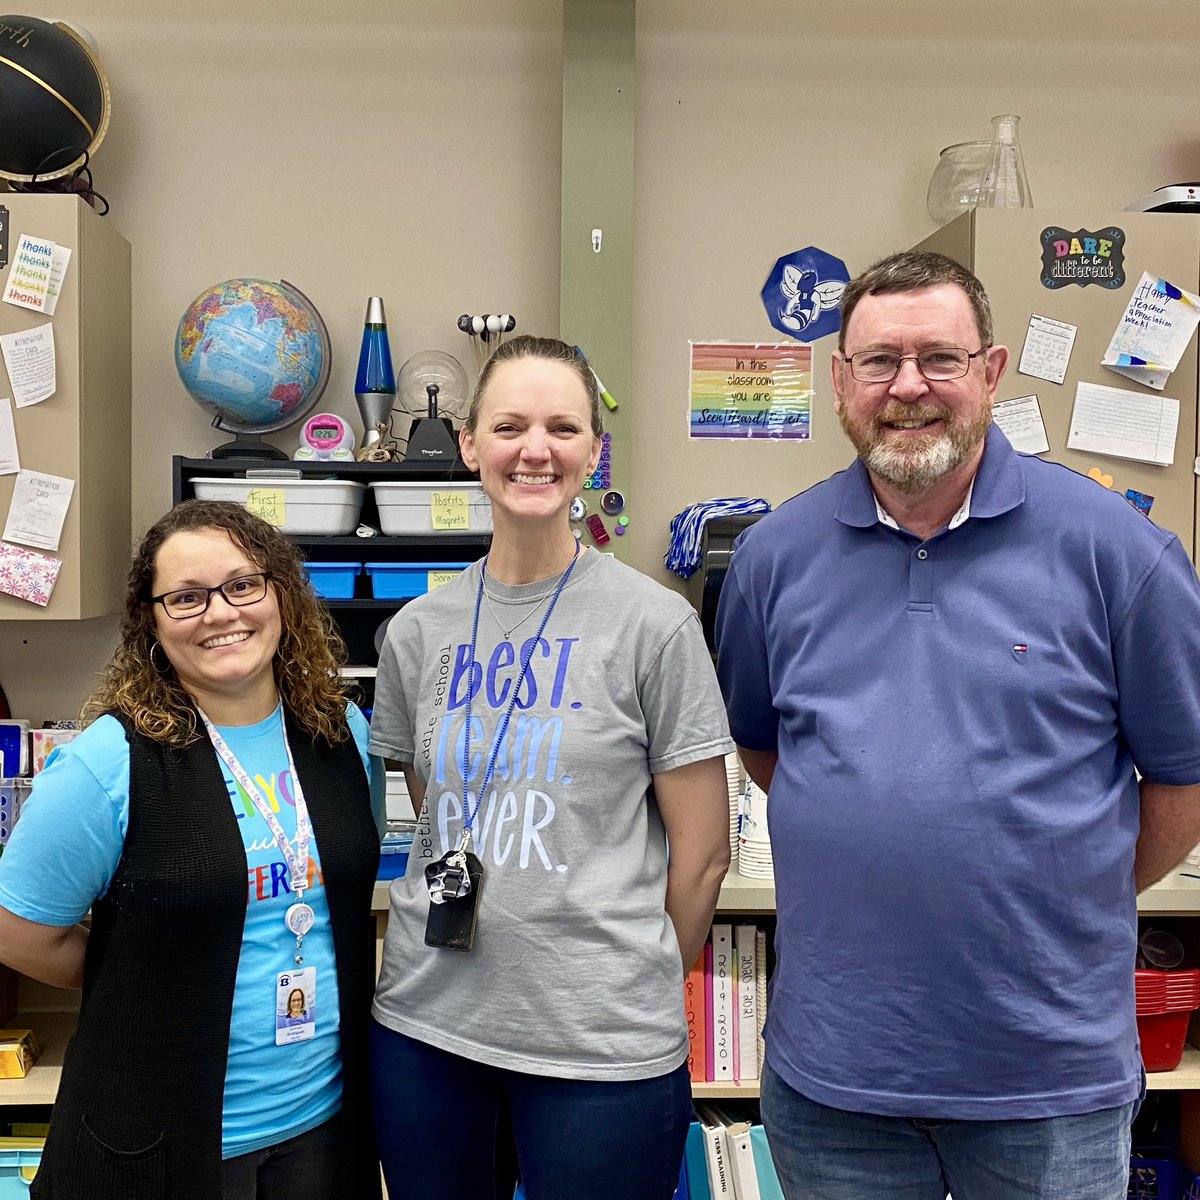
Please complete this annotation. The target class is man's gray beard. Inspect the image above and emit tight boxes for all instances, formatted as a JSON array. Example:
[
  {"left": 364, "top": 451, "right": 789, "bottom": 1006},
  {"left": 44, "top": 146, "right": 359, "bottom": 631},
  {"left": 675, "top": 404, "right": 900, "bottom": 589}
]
[{"left": 863, "top": 435, "right": 963, "bottom": 495}]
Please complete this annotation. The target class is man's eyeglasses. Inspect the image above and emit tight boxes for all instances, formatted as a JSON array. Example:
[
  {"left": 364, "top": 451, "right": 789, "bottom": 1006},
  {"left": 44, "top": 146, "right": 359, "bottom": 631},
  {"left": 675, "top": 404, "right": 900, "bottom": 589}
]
[
  {"left": 150, "top": 573, "right": 271, "bottom": 619},
  {"left": 842, "top": 346, "right": 990, "bottom": 383}
]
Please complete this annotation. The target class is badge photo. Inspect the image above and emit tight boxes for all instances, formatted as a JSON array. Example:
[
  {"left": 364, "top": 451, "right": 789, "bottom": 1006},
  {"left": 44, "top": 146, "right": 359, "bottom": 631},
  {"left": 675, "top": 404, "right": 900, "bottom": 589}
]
[{"left": 275, "top": 967, "right": 317, "bottom": 1045}]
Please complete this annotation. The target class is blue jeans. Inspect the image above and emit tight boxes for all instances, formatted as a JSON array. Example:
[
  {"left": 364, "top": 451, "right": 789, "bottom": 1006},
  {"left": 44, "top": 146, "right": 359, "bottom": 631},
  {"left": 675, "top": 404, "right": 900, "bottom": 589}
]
[
  {"left": 370, "top": 1019, "right": 692, "bottom": 1200},
  {"left": 761, "top": 1062, "right": 1135, "bottom": 1200}
]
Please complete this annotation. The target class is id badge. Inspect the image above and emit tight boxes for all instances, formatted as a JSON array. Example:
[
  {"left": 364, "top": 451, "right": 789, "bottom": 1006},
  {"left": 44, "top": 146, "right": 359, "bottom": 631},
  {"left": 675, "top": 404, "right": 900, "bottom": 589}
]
[
  {"left": 424, "top": 852, "right": 483, "bottom": 951},
  {"left": 275, "top": 967, "right": 317, "bottom": 1045}
]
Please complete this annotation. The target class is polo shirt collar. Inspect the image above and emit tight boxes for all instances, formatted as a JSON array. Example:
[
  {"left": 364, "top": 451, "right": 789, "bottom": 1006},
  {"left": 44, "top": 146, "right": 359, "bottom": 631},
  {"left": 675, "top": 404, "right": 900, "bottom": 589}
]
[{"left": 835, "top": 424, "right": 1026, "bottom": 531}]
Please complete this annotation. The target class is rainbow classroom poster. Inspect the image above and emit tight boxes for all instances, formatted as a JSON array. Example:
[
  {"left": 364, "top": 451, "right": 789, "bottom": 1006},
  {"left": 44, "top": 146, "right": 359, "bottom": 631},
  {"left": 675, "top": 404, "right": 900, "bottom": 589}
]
[{"left": 688, "top": 341, "right": 812, "bottom": 440}]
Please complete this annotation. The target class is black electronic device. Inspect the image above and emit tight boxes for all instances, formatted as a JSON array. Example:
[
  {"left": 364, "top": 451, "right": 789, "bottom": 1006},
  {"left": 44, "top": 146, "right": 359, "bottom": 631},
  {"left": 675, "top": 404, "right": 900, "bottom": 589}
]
[
  {"left": 1127, "top": 184, "right": 1200, "bottom": 214},
  {"left": 695, "top": 514, "right": 765, "bottom": 652},
  {"left": 403, "top": 383, "right": 460, "bottom": 463}
]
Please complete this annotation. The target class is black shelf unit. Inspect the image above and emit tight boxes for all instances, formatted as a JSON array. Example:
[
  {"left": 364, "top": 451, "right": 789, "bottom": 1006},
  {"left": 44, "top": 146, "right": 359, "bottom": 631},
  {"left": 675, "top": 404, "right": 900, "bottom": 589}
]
[{"left": 172, "top": 456, "right": 491, "bottom": 666}]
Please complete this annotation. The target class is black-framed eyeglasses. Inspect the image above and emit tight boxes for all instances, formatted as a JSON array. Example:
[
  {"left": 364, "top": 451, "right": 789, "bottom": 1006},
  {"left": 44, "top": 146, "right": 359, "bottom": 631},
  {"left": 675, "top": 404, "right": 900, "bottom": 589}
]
[
  {"left": 842, "top": 346, "right": 990, "bottom": 383},
  {"left": 150, "top": 573, "right": 271, "bottom": 619}
]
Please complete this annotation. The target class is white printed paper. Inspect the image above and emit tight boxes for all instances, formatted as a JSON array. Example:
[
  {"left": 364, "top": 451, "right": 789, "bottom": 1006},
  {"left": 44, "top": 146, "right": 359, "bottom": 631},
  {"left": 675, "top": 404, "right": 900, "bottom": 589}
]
[
  {"left": 1018, "top": 314, "right": 1077, "bottom": 385},
  {"left": 0, "top": 323, "right": 56, "bottom": 407},
  {"left": 2, "top": 470, "right": 74, "bottom": 552},
  {"left": 1, "top": 234, "right": 55, "bottom": 312},
  {"left": 1102, "top": 272, "right": 1200, "bottom": 391},
  {"left": 992, "top": 395, "right": 1050, "bottom": 455},
  {"left": 0, "top": 399, "right": 19, "bottom": 475},
  {"left": 42, "top": 244, "right": 72, "bottom": 317},
  {"left": 1067, "top": 382, "right": 1179, "bottom": 466}
]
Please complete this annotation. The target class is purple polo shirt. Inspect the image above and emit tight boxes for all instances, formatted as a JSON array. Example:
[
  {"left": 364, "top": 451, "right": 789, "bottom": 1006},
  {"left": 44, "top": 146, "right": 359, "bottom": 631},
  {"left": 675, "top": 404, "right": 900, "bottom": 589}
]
[{"left": 716, "top": 426, "right": 1200, "bottom": 1118}]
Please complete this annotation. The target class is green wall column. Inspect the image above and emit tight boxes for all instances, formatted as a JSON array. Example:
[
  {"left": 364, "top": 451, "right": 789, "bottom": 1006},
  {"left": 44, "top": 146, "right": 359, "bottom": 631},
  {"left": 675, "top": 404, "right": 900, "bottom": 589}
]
[{"left": 560, "top": 0, "right": 634, "bottom": 560}]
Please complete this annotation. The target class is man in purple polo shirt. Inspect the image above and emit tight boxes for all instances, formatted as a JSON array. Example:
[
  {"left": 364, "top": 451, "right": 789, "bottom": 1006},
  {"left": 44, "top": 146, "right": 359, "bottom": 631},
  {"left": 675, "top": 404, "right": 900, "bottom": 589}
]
[{"left": 716, "top": 250, "right": 1200, "bottom": 1200}]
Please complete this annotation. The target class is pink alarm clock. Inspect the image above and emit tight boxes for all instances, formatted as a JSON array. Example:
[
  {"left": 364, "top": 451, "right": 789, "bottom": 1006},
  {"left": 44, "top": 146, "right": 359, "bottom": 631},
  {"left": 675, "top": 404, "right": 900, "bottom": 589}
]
[{"left": 294, "top": 413, "right": 355, "bottom": 461}]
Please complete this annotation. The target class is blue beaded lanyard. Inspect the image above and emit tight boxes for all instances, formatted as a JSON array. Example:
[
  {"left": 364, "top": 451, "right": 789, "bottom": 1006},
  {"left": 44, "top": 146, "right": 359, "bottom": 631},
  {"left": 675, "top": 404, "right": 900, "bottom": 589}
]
[{"left": 457, "top": 541, "right": 580, "bottom": 853}]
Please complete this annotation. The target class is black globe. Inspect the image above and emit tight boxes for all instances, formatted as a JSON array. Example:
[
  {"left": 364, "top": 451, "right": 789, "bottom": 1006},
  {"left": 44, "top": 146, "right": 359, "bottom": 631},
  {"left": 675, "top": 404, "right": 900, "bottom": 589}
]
[{"left": 0, "top": 16, "right": 109, "bottom": 182}]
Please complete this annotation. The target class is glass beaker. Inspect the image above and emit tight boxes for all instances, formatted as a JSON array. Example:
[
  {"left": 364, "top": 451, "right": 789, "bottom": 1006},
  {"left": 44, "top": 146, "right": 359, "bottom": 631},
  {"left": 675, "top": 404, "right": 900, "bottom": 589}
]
[
  {"left": 977, "top": 114, "right": 1033, "bottom": 210},
  {"left": 926, "top": 141, "right": 993, "bottom": 226}
]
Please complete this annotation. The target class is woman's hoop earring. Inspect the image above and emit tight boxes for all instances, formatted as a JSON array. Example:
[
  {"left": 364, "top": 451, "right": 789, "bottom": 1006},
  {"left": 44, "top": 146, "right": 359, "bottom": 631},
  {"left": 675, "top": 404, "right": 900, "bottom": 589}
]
[{"left": 150, "top": 641, "right": 170, "bottom": 674}]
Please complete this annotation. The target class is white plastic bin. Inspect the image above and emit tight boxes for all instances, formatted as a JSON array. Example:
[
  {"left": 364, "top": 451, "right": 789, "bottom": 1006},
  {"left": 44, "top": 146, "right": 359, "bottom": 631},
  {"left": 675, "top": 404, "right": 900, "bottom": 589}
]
[
  {"left": 370, "top": 481, "right": 493, "bottom": 536},
  {"left": 190, "top": 477, "right": 366, "bottom": 535}
]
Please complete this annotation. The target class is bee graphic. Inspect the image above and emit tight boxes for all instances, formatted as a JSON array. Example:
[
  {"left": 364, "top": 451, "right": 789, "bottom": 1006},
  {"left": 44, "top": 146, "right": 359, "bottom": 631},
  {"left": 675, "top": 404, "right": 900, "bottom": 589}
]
[{"left": 778, "top": 266, "right": 846, "bottom": 333}]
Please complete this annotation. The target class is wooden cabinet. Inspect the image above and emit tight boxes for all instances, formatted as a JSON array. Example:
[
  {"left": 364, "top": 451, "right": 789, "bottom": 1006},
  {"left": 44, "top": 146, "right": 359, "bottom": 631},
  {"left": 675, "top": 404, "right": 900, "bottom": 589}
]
[{"left": 0, "top": 195, "right": 131, "bottom": 619}]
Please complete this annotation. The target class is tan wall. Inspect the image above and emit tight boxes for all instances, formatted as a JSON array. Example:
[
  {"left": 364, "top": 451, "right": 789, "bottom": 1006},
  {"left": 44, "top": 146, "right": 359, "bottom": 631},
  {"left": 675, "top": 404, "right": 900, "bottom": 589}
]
[
  {"left": 3, "top": 0, "right": 1198, "bottom": 716},
  {"left": 631, "top": 0, "right": 1200, "bottom": 584},
  {"left": 0, "top": 0, "right": 563, "bottom": 718}
]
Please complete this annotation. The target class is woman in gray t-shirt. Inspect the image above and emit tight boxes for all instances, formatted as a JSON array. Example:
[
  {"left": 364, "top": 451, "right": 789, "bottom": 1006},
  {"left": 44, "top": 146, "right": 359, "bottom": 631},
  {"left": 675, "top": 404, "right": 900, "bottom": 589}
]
[{"left": 368, "top": 334, "right": 734, "bottom": 1200}]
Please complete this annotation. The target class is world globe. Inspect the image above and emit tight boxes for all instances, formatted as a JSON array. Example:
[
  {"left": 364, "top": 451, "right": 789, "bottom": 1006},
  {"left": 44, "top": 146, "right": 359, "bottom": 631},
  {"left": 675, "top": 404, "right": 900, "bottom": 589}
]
[{"left": 174, "top": 278, "right": 331, "bottom": 458}]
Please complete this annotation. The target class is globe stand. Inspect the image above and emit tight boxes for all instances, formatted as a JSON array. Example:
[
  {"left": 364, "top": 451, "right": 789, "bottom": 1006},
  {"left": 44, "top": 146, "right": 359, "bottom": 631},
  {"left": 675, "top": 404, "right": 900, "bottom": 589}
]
[{"left": 210, "top": 418, "right": 289, "bottom": 461}]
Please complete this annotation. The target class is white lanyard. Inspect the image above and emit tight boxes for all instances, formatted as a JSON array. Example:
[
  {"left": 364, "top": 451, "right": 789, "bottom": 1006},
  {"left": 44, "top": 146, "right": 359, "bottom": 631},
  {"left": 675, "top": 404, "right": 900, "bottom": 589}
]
[{"left": 197, "top": 705, "right": 317, "bottom": 960}]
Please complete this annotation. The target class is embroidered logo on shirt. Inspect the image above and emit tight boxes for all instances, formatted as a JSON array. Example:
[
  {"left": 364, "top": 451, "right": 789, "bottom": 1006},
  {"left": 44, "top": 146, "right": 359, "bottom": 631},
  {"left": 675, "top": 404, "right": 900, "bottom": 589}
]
[{"left": 1012, "top": 643, "right": 1029, "bottom": 659}]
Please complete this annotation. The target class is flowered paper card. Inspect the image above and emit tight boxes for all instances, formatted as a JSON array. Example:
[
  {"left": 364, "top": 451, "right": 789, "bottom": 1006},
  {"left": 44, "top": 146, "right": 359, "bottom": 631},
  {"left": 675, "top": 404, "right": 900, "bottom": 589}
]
[{"left": 0, "top": 541, "right": 61, "bottom": 606}]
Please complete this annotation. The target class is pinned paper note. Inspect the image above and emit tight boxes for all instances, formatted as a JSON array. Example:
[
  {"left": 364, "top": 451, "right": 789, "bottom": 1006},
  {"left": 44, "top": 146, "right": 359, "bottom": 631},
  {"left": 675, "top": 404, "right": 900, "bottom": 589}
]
[
  {"left": 431, "top": 491, "right": 469, "bottom": 530},
  {"left": 43, "top": 243, "right": 71, "bottom": 317},
  {"left": 0, "top": 399, "right": 18, "bottom": 475},
  {"left": 2, "top": 234, "right": 55, "bottom": 312},
  {"left": 2, "top": 470, "right": 74, "bottom": 551},
  {"left": 0, "top": 542, "right": 62, "bottom": 606},
  {"left": 1102, "top": 273, "right": 1200, "bottom": 391},
  {"left": 992, "top": 395, "right": 1050, "bottom": 455},
  {"left": 428, "top": 570, "right": 459, "bottom": 590},
  {"left": 1018, "top": 315, "right": 1077, "bottom": 385},
  {"left": 1067, "top": 382, "right": 1179, "bottom": 466},
  {"left": 0, "top": 323, "right": 55, "bottom": 406},
  {"left": 246, "top": 488, "right": 285, "bottom": 526}
]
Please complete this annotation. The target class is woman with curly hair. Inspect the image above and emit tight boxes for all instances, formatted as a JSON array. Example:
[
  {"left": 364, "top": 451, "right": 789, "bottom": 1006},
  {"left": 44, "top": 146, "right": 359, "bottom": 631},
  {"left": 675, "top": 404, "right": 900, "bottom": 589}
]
[{"left": 0, "top": 499, "right": 383, "bottom": 1200}]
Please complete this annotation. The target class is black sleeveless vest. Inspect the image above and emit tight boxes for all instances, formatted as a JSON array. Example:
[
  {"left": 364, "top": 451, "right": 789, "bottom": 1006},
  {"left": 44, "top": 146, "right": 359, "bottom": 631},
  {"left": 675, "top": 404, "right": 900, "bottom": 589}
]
[{"left": 32, "top": 708, "right": 381, "bottom": 1200}]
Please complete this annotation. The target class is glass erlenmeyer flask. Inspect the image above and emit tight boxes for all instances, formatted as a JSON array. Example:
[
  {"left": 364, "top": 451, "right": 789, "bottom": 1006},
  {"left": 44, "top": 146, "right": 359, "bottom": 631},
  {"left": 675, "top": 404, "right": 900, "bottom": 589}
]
[{"left": 977, "top": 114, "right": 1033, "bottom": 209}]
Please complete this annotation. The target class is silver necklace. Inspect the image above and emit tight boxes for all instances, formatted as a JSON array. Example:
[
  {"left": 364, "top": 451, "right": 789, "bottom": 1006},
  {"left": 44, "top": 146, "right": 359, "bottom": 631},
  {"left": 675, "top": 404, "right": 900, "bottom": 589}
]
[{"left": 480, "top": 559, "right": 574, "bottom": 640}]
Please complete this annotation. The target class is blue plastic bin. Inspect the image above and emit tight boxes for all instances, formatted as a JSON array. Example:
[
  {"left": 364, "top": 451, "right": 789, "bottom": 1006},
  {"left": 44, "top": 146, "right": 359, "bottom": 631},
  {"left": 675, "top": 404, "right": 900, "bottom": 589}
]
[
  {"left": 304, "top": 562, "right": 361, "bottom": 600},
  {"left": 365, "top": 562, "right": 470, "bottom": 600},
  {"left": 377, "top": 851, "right": 410, "bottom": 881},
  {"left": 0, "top": 1139, "right": 43, "bottom": 1195},
  {"left": 1130, "top": 1157, "right": 1187, "bottom": 1200}
]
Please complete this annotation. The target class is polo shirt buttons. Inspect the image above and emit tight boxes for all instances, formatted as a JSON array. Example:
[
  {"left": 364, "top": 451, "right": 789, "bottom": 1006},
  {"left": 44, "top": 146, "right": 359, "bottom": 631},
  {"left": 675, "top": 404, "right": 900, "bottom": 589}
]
[{"left": 916, "top": 548, "right": 929, "bottom": 560}]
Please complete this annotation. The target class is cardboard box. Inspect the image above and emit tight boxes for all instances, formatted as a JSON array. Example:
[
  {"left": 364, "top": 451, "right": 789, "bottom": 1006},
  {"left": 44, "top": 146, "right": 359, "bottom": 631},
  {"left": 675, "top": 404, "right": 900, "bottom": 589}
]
[{"left": 0, "top": 1030, "right": 40, "bottom": 1079}]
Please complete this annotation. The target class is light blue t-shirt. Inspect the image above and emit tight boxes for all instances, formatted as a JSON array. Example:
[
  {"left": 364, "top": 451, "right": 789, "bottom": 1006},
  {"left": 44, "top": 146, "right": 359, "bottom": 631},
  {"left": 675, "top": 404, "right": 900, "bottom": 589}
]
[{"left": 0, "top": 704, "right": 375, "bottom": 1158}]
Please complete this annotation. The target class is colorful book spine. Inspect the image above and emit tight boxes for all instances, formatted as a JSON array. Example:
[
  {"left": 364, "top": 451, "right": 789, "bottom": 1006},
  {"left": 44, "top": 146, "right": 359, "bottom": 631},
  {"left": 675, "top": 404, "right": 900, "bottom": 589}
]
[
  {"left": 704, "top": 941, "right": 715, "bottom": 1081},
  {"left": 684, "top": 952, "right": 707, "bottom": 1084},
  {"left": 751, "top": 1124, "right": 785, "bottom": 1200},
  {"left": 711, "top": 923, "right": 734, "bottom": 1081},
  {"left": 735, "top": 924, "right": 758, "bottom": 1082},
  {"left": 683, "top": 1120, "right": 710, "bottom": 1198}
]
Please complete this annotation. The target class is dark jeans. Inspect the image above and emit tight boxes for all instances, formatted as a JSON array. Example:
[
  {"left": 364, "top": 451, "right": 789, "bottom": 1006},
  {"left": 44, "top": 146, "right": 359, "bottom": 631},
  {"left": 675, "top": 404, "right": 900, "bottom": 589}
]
[
  {"left": 220, "top": 1115, "right": 340, "bottom": 1200},
  {"left": 370, "top": 1019, "right": 692, "bottom": 1200}
]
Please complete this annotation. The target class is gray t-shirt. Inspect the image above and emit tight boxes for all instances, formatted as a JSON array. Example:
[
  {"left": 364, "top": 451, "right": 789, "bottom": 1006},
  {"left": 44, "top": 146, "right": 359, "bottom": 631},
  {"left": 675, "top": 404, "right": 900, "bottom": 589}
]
[{"left": 369, "top": 549, "right": 733, "bottom": 1079}]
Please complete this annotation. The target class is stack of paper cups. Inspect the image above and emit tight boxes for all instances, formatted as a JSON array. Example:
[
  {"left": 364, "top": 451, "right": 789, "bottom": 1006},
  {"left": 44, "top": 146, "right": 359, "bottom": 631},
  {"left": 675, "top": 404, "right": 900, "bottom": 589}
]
[
  {"left": 724, "top": 753, "right": 742, "bottom": 865},
  {"left": 736, "top": 780, "right": 774, "bottom": 880}
]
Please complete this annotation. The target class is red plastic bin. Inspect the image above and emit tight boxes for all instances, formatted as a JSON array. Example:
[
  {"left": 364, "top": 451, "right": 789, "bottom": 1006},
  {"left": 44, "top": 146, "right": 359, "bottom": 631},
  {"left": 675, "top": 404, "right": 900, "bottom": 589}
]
[{"left": 1136, "top": 969, "right": 1200, "bottom": 1073}]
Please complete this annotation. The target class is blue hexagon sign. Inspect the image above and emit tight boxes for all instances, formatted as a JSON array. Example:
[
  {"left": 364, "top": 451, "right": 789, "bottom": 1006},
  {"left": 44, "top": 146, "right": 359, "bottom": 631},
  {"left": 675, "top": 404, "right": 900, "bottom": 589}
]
[{"left": 761, "top": 246, "right": 850, "bottom": 342}]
